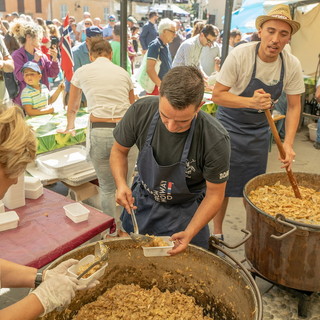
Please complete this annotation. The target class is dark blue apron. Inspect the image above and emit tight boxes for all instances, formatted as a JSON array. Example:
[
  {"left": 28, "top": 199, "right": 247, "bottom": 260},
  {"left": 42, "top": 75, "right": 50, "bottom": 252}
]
[
  {"left": 216, "top": 42, "right": 284, "bottom": 197},
  {"left": 121, "top": 111, "right": 209, "bottom": 249}
]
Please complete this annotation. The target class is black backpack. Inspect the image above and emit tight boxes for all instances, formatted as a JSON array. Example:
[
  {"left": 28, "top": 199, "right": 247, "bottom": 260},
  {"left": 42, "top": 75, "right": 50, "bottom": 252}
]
[{"left": 3, "top": 72, "right": 19, "bottom": 99}]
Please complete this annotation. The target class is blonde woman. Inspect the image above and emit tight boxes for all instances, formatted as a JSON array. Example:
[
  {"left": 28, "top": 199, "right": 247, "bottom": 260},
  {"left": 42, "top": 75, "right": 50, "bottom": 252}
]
[
  {"left": 0, "top": 106, "right": 94, "bottom": 319},
  {"left": 10, "top": 20, "right": 59, "bottom": 107}
]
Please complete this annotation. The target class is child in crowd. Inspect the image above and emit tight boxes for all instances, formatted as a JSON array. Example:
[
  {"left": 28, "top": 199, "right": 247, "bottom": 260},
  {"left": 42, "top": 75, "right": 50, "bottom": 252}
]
[{"left": 20, "top": 61, "right": 64, "bottom": 116}]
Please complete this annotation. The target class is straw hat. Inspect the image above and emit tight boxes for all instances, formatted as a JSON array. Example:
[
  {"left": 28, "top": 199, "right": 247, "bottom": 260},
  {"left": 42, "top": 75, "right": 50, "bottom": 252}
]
[{"left": 255, "top": 4, "right": 300, "bottom": 35}]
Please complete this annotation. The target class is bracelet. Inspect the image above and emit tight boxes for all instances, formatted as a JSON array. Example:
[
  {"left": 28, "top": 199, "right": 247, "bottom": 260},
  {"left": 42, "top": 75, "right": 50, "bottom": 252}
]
[{"left": 34, "top": 272, "right": 43, "bottom": 288}]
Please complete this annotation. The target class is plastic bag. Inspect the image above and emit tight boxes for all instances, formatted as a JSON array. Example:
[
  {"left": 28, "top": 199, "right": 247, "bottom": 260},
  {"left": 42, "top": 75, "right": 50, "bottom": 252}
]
[{"left": 136, "top": 51, "right": 161, "bottom": 94}]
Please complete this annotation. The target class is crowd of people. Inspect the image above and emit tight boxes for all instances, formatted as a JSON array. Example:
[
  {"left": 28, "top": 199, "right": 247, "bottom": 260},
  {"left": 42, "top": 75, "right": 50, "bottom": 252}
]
[{"left": 0, "top": 3, "right": 319, "bottom": 318}]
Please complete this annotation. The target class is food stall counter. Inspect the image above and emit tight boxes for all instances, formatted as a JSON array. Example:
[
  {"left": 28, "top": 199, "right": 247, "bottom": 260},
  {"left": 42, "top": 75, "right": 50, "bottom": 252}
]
[{"left": 0, "top": 189, "right": 115, "bottom": 268}]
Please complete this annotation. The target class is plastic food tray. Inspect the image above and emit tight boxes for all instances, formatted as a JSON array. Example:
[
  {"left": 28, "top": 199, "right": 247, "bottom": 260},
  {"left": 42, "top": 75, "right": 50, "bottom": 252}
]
[
  {"left": 64, "top": 202, "right": 90, "bottom": 223},
  {"left": 0, "top": 211, "right": 19, "bottom": 232},
  {"left": 36, "top": 146, "right": 93, "bottom": 178},
  {"left": 68, "top": 255, "right": 108, "bottom": 285},
  {"left": 142, "top": 236, "right": 174, "bottom": 257}
]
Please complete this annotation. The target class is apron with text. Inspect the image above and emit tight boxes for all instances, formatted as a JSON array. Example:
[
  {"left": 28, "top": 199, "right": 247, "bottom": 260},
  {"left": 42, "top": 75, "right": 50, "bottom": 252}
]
[
  {"left": 216, "top": 43, "right": 284, "bottom": 197},
  {"left": 121, "top": 111, "right": 209, "bottom": 248}
]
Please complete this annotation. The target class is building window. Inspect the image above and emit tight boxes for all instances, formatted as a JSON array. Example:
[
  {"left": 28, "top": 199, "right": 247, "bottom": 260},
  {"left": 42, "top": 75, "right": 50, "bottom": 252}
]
[
  {"left": 103, "top": 7, "right": 109, "bottom": 22},
  {"left": 0, "top": 0, "right": 5, "bottom": 11},
  {"left": 60, "top": 4, "right": 67, "bottom": 19},
  {"left": 18, "top": 0, "right": 25, "bottom": 13},
  {"left": 83, "top": 6, "right": 89, "bottom": 13},
  {"left": 35, "top": 0, "right": 42, "bottom": 13}
]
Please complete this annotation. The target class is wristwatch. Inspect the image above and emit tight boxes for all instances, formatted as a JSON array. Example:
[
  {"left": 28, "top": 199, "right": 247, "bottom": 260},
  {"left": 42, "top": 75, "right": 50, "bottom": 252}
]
[{"left": 34, "top": 272, "right": 43, "bottom": 288}]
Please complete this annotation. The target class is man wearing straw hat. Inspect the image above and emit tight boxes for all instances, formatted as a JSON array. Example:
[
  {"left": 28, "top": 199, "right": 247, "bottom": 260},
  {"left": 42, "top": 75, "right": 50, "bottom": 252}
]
[{"left": 211, "top": 4, "right": 305, "bottom": 240}]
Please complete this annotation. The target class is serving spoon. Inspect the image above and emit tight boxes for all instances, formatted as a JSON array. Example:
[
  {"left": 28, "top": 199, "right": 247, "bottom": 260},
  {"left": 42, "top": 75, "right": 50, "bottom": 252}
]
[
  {"left": 129, "top": 208, "right": 153, "bottom": 243},
  {"left": 76, "top": 241, "right": 109, "bottom": 280}
]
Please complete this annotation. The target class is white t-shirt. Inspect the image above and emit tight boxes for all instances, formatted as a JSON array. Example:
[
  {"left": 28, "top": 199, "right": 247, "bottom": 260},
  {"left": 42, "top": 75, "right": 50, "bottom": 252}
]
[
  {"left": 216, "top": 42, "right": 305, "bottom": 96},
  {"left": 71, "top": 57, "right": 134, "bottom": 119}
]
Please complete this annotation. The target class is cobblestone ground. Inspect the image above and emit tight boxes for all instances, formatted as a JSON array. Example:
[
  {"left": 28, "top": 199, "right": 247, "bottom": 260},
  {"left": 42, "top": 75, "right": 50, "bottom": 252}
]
[{"left": 263, "top": 286, "right": 320, "bottom": 320}]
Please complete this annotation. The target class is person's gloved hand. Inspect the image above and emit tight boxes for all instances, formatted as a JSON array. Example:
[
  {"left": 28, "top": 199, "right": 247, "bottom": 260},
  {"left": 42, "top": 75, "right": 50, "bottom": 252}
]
[
  {"left": 44, "top": 259, "right": 78, "bottom": 280},
  {"left": 31, "top": 274, "right": 84, "bottom": 315},
  {"left": 44, "top": 258, "right": 100, "bottom": 290}
]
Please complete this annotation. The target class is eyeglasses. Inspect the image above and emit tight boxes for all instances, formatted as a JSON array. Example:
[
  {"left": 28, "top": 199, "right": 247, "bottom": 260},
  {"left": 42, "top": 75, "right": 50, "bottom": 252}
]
[
  {"left": 165, "top": 29, "right": 176, "bottom": 35},
  {"left": 85, "top": 23, "right": 92, "bottom": 26},
  {"left": 203, "top": 34, "right": 213, "bottom": 45}
]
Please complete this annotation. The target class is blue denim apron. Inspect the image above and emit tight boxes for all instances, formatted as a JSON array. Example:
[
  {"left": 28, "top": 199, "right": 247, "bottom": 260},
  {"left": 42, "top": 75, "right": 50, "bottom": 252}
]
[
  {"left": 121, "top": 111, "right": 209, "bottom": 248},
  {"left": 216, "top": 43, "right": 284, "bottom": 197}
]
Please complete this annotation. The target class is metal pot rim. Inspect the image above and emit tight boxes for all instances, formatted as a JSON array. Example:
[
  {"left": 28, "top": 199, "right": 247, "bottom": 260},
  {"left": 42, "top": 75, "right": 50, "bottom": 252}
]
[{"left": 243, "top": 172, "right": 320, "bottom": 231}]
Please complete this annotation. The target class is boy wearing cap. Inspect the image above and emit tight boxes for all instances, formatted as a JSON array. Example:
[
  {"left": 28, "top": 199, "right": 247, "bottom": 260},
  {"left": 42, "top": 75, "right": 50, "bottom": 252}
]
[
  {"left": 211, "top": 4, "right": 305, "bottom": 239},
  {"left": 21, "top": 61, "right": 64, "bottom": 116}
]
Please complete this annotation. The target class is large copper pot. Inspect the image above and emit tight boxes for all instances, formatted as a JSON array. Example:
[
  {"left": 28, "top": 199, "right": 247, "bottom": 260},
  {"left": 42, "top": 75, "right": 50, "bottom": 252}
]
[
  {"left": 244, "top": 172, "right": 320, "bottom": 292},
  {"left": 41, "top": 238, "right": 262, "bottom": 320}
]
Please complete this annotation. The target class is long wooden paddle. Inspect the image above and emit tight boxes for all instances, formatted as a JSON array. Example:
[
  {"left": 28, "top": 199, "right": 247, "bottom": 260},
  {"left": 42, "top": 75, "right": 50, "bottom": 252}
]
[{"left": 265, "top": 109, "right": 302, "bottom": 199}]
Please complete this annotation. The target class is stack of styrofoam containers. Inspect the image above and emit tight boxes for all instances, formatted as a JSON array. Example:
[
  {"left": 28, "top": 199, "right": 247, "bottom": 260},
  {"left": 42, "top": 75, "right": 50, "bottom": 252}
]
[
  {"left": 0, "top": 199, "right": 4, "bottom": 213},
  {"left": 25, "top": 176, "right": 43, "bottom": 199},
  {"left": 63, "top": 202, "right": 90, "bottom": 223},
  {"left": 0, "top": 211, "right": 20, "bottom": 232},
  {"left": 3, "top": 174, "right": 25, "bottom": 209}
]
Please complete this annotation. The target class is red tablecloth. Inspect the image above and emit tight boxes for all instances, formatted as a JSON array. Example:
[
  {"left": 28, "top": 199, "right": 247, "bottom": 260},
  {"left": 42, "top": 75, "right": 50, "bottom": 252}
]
[{"left": 0, "top": 189, "right": 115, "bottom": 268}]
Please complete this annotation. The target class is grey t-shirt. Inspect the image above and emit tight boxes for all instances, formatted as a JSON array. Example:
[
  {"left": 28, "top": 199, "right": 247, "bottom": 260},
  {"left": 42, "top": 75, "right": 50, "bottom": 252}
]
[{"left": 113, "top": 96, "right": 230, "bottom": 192}]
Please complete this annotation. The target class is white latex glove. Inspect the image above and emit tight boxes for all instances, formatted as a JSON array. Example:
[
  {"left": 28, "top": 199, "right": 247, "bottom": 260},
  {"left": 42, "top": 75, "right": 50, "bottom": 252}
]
[
  {"left": 44, "top": 259, "right": 78, "bottom": 280},
  {"left": 45, "top": 258, "right": 100, "bottom": 290},
  {"left": 31, "top": 274, "right": 84, "bottom": 315}
]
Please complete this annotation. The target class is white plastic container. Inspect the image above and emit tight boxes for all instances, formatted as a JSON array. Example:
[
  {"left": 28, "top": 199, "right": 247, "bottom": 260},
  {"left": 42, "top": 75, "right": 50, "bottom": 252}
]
[
  {"left": 3, "top": 174, "right": 25, "bottom": 209},
  {"left": 0, "top": 211, "right": 19, "bottom": 232},
  {"left": 142, "top": 236, "right": 174, "bottom": 257},
  {"left": 0, "top": 200, "right": 4, "bottom": 213},
  {"left": 63, "top": 202, "right": 90, "bottom": 223},
  {"left": 25, "top": 185, "right": 43, "bottom": 200},
  {"left": 68, "top": 254, "right": 108, "bottom": 285},
  {"left": 25, "top": 176, "right": 42, "bottom": 189},
  {"left": 36, "top": 146, "right": 93, "bottom": 178},
  {"left": 308, "top": 122, "right": 317, "bottom": 142}
]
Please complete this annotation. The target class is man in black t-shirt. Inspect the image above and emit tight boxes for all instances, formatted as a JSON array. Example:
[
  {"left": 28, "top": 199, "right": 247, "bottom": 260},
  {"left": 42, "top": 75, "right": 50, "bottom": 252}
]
[{"left": 110, "top": 66, "right": 230, "bottom": 254}]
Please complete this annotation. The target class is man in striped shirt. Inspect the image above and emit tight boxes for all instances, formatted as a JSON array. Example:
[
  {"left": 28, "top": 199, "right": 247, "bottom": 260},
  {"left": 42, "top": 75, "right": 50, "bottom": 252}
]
[{"left": 21, "top": 61, "right": 64, "bottom": 116}]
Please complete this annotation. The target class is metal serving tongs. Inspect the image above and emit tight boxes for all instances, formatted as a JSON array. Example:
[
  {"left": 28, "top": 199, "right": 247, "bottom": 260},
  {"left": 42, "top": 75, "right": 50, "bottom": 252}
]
[
  {"left": 76, "top": 241, "right": 109, "bottom": 280},
  {"left": 129, "top": 208, "right": 153, "bottom": 244},
  {"left": 265, "top": 102, "right": 302, "bottom": 199}
]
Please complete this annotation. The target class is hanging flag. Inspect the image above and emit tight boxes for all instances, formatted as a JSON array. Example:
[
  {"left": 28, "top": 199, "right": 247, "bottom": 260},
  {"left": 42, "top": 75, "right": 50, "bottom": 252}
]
[{"left": 59, "top": 14, "right": 74, "bottom": 82}]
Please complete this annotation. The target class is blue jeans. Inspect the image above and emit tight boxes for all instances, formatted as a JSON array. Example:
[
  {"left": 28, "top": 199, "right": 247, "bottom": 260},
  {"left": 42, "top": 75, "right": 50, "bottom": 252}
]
[
  {"left": 89, "top": 127, "right": 138, "bottom": 220},
  {"left": 317, "top": 120, "right": 320, "bottom": 143}
]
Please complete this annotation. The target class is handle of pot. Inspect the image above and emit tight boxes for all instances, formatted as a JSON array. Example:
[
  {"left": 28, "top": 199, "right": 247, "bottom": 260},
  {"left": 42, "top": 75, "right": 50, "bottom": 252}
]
[
  {"left": 211, "top": 229, "right": 252, "bottom": 249},
  {"left": 271, "top": 214, "right": 297, "bottom": 240}
]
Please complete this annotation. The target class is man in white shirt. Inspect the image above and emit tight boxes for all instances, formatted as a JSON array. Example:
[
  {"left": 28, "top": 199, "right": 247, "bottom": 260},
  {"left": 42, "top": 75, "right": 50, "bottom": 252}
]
[
  {"left": 172, "top": 24, "right": 217, "bottom": 74},
  {"left": 211, "top": 4, "right": 305, "bottom": 241},
  {"left": 75, "top": 11, "right": 91, "bottom": 41}
]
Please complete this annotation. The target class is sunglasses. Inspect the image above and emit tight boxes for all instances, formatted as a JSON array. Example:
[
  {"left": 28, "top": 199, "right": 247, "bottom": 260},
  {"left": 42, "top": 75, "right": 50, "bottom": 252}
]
[{"left": 85, "top": 23, "right": 92, "bottom": 26}]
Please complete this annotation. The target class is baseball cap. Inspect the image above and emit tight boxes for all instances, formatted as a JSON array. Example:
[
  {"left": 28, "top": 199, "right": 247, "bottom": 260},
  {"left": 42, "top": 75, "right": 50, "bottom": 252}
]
[
  {"left": 109, "top": 15, "right": 116, "bottom": 21},
  {"left": 22, "top": 61, "right": 41, "bottom": 74},
  {"left": 86, "top": 26, "right": 103, "bottom": 38}
]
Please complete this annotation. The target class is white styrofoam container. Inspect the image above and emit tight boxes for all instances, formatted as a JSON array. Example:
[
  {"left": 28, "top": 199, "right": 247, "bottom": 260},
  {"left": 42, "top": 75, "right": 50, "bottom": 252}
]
[
  {"left": 308, "top": 122, "right": 317, "bottom": 142},
  {"left": 0, "top": 211, "right": 19, "bottom": 232},
  {"left": 25, "top": 185, "right": 43, "bottom": 200},
  {"left": 0, "top": 200, "right": 4, "bottom": 213},
  {"left": 142, "top": 236, "right": 174, "bottom": 257},
  {"left": 68, "top": 255, "right": 108, "bottom": 285},
  {"left": 25, "top": 176, "right": 42, "bottom": 189},
  {"left": 36, "top": 146, "right": 92, "bottom": 178},
  {"left": 64, "top": 202, "right": 89, "bottom": 223},
  {"left": 3, "top": 174, "right": 25, "bottom": 209}
]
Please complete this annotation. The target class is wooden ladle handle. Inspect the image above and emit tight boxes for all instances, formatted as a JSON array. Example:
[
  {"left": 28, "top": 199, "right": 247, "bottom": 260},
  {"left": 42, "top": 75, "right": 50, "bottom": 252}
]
[{"left": 265, "top": 109, "right": 302, "bottom": 199}]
